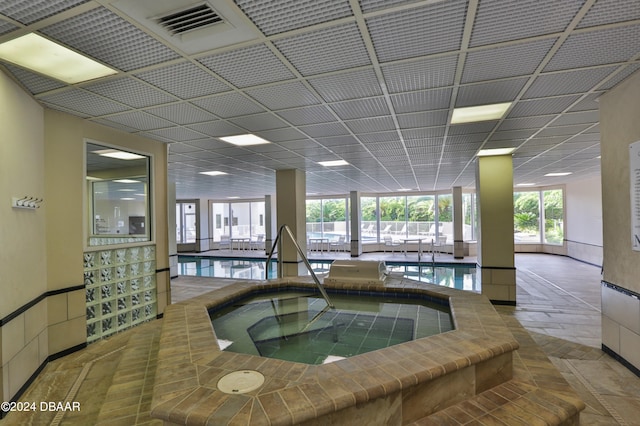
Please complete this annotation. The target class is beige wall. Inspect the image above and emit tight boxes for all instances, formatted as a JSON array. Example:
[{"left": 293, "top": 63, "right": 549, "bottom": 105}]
[
  {"left": 0, "top": 67, "right": 170, "bottom": 405},
  {"left": 599, "top": 69, "right": 640, "bottom": 371},
  {"left": 566, "top": 176, "right": 603, "bottom": 266},
  {"left": 0, "top": 70, "right": 48, "bottom": 403}
]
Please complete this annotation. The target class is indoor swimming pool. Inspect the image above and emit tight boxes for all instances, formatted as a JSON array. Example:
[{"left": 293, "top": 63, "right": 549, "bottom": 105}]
[
  {"left": 177, "top": 255, "right": 478, "bottom": 291},
  {"left": 209, "top": 288, "right": 453, "bottom": 364}
]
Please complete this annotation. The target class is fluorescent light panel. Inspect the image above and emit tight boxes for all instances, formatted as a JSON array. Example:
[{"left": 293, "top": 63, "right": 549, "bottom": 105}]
[
  {"left": 0, "top": 33, "right": 117, "bottom": 84},
  {"left": 477, "top": 147, "right": 516, "bottom": 157},
  {"left": 451, "top": 102, "right": 512, "bottom": 124},
  {"left": 113, "top": 179, "right": 140, "bottom": 183},
  {"left": 544, "top": 172, "right": 572, "bottom": 177},
  {"left": 318, "top": 160, "right": 349, "bottom": 167},
  {"left": 220, "top": 134, "right": 270, "bottom": 146},
  {"left": 199, "top": 171, "right": 228, "bottom": 176}
]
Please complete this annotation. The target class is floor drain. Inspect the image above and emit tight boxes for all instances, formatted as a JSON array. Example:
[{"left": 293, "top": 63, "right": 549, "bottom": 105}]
[{"left": 217, "top": 370, "right": 265, "bottom": 394}]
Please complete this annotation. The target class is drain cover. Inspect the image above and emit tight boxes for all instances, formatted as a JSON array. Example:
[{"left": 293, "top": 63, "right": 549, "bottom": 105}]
[{"left": 217, "top": 370, "right": 265, "bottom": 394}]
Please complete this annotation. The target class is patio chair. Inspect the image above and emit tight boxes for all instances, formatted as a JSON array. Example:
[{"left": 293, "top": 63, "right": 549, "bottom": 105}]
[
  {"left": 329, "top": 235, "right": 347, "bottom": 252},
  {"left": 432, "top": 235, "right": 447, "bottom": 255},
  {"left": 383, "top": 236, "right": 401, "bottom": 253},
  {"left": 219, "top": 235, "right": 231, "bottom": 250},
  {"left": 249, "top": 234, "right": 264, "bottom": 251}
]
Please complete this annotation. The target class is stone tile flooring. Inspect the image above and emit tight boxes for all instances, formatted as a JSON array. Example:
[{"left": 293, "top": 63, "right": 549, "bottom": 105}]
[{"left": 2, "top": 253, "right": 639, "bottom": 425}]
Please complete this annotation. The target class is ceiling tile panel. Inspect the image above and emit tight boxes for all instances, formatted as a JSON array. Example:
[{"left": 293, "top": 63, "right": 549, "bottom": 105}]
[
  {"left": 191, "top": 93, "right": 265, "bottom": 118},
  {"left": 298, "top": 122, "right": 350, "bottom": 138},
  {"left": 470, "top": 0, "right": 585, "bottom": 47},
  {"left": 545, "top": 24, "right": 640, "bottom": 72},
  {"left": 523, "top": 66, "right": 617, "bottom": 98},
  {"left": 507, "top": 95, "right": 582, "bottom": 117},
  {"left": 329, "top": 97, "right": 391, "bottom": 120},
  {"left": 0, "top": 0, "right": 90, "bottom": 25},
  {"left": 245, "top": 81, "right": 321, "bottom": 110},
  {"left": 147, "top": 104, "right": 217, "bottom": 125},
  {"left": 275, "top": 105, "right": 337, "bottom": 125},
  {"left": 456, "top": 77, "right": 528, "bottom": 107},
  {"left": 462, "top": 38, "right": 556, "bottom": 83},
  {"left": 38, "top": 89, "right": 130, "bottom": 116},
  {"left": 578, "top": 0, "right": 640, "bottom": 28},
  {"left": 390, "top": 88, "right": 452, "bottom": 113},
  {"left": 382, "top": 54, "right": 458, "bottom": 92},
  {"left": 186, "top": 121, "right": 245, "bottom": 138},
  {"left": 345, "top": 116, "right": 396, "bottom": 133},
  {"left": 4, "top": 64, "right": 65, "bottom": 94},
  {"left": 198, "top": 44, "right": 295, "bottom": 88},
  {"left": 229, "top": 113, "right": 289, "bottom": 132},
  {"left": 367, "top": 0, "right": 468, "bottom": 62},
  {"left": 98, "top": 111, "right": 173, "bottom": 131},
  {"left": 84, "top": 77, "right": 176, "bottom": 108},
  {"left": 397, "top": 111, "right": 449, "bottom": 129},
  {"left": 135, "top": 62, "right": 231, "bottom": 99},
  {"left": 236, "top": 0, "right": 353, "bottom": 36},
  {"left": 274, "top": 23, "right": 370, "bottom": 76},
  {"left": 308, "top": 68, "right": 383, "bottom": 102}
]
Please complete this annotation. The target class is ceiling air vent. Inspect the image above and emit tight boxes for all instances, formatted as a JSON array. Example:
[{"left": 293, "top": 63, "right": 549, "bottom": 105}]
[{"left": 157, "top": 3, "right": 223, "bottom": 35}]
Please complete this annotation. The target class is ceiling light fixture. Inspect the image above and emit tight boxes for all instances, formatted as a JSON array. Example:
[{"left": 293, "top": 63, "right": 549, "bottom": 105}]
[
  {"left": 0, "top": 33, "right": 117, "bottom": 84},
  {"left": 113, "top": 179, "right": 140, "bottom": 183},
  {"left": 199, "top": 171, "right": 228, "bottom": 176},
  {"left": 476, "top": 147, "right": 516, "bottom": 157},
  {"left": 95, "top": 149, "right": 145, "bottom": 160},
  {"left": 219, "top": 134, "right": 270, "bottom": 146},
  {"left": 516, "top": 183, "right": 536, "bottom": 187},
  {"left": 318, "top": 160, "right": 349, "bottom": 167},
  {"left": 544, "top": 172, "right": 572, "bottom": 177},
  {"left": 451, "top": 102, "right": 512, "bottom": 124}
]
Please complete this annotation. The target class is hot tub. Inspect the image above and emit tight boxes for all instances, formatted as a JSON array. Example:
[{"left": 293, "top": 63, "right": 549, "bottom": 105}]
[{"left": 151, "top": 275, "right": 520, "bottom": 425}]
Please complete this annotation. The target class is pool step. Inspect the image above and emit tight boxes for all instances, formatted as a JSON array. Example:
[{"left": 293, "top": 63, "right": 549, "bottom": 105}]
[{"left": 409, "top": 379, "right": 584, "bottom": 425}]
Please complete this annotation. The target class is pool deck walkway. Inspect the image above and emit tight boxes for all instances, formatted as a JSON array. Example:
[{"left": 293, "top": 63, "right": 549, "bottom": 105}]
[{"left": 2, "top": 253, "right": 640, "bottom": 425}]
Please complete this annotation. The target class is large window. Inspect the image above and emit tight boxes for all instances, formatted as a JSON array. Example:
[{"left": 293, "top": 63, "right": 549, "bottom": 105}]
[
  {"left": 543, "top": 189, "right": 564, "bottom": 244},
  {"left": 176, "top": 201, "right": 196, "bottom": 244},
  {"left": 306, "top": 198, "right": 349, "bottom": 241},
  {"left": 514, "top": 188, "right": 564, "bottom": 245},
  {"left": 359, "top": 194, "right": 453, "bottom": 244},
  {"left": 462, "top": 192, "right": 477, "bottom": 241},
  {"left": 210, "top": 201, "right": 265, "bottom": 242}
]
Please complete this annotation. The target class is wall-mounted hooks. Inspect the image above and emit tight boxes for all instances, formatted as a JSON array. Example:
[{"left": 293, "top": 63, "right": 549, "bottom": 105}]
[{"left": 12, "top": 196, "right": 43, "bottom": 209}]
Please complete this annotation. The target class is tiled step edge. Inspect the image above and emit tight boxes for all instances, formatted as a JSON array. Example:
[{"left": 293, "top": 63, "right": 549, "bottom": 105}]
[{"left": 409, "top": 379, "right": 585, "bottom": 425}]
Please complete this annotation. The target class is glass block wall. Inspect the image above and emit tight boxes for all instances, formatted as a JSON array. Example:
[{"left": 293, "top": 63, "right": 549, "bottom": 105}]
[{"left": 84, "top": 245, "right": 157, "bottom": 343}]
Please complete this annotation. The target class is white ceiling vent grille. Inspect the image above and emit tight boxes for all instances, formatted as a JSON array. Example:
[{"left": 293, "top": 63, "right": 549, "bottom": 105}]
[{"left": 157, "top": 4, "right": 223, "bottom": 35}]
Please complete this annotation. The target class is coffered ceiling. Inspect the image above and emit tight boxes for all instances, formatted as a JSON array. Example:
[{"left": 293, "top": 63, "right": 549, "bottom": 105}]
[{"left": 1, "top": 0, "right": 639, "bottom": 198}]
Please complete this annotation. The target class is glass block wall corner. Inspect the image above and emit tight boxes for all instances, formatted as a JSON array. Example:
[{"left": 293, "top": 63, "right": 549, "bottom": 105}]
[{"left": 84, "top": 245, "right": 157, "bottom": 343}]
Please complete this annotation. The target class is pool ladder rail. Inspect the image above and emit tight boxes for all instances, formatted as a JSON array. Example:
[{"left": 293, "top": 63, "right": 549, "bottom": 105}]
[{"left": 266, "top": 225, "right": 335, "bottom": 309}]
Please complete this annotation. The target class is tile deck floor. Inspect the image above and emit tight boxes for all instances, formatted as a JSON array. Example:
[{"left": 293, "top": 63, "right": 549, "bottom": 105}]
[{"left": 2, "top": 253, "right": 639, "bottom": 425}]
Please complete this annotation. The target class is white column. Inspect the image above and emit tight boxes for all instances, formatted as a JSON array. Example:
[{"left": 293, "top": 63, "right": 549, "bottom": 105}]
[
  {"left": 350, "top": 191, "right": 362, "bottom": 257},
  {"left": 453, "top": 186, "right": 464, "bottom": 259}
]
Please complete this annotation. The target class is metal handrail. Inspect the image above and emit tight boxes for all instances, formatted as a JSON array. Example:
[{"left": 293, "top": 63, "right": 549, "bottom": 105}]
[{"left": 266, "top": 225, "right": 335, "bottom": 308}]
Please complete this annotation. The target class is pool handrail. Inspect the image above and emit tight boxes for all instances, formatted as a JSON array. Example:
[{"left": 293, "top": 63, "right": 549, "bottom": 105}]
[{"left": 266, "top": 224, "right": 335, "bottom": 309}]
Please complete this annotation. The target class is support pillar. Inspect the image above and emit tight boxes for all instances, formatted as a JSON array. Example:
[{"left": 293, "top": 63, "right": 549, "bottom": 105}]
[
  {"left": 475, "top": 154, "right": 516, "bottom": 305},
  {"left": 350, "top": 191, "right": 362, "bottom": 257},
  {"left": 265, "top": 194, "right": 275, "bottom": 255},
  {"left": 275, "top": 169, "right": 307, "bottom": 276},
  {"left": 453, "top": 186, "right": 464, "bottom": 259}
]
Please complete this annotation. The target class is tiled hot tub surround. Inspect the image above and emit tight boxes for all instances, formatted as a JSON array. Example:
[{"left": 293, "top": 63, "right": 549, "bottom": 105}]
[{"left": 151, "top": 277, "right": 522, "bottom": 425}]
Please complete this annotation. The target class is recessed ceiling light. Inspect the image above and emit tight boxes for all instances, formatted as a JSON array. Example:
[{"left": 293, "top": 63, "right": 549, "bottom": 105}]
[
  {"left": 227, "top": 196, "right": 240, "bottom": 199},
  {"left": 219, "top": 134, "right": 270, "bottom": 146},
  {"left": 113, "top": 179, "right": 140, "bottom": 183},
  {"left": 517, "top": 183, "right": 536, "bottom": 186},
  {"left": 199, "top": 171, "right": 228, "bottom": 176},
  {"left": 318, "top": 160, "right": 349, "bottom": 167},
  {"left": 476, "top": 147, "right": 516, "bottom": 157},
  {"left": 451, "top": 102, "right": 512, "bottom": 124},
  {"left": 397, "top": 188, "right": 413, "bottom": 192},
  {"left": 117, "top": 189, "right": 136, "bottom": 192},
  {"left": 0, "top": 33, "right": 117, "bottom": 84},
  {"left": 120, "top": 197, "right": 136, "bottom": 201},
  {"left": 544, "top": 172, "right": 572, "bottom": 177}
]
